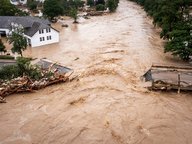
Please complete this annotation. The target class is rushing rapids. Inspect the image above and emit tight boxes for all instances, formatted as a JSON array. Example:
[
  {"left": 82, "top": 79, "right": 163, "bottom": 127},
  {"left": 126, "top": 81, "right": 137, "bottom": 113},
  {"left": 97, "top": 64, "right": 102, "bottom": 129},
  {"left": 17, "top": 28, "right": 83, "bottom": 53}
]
[{"left": 1, "top": 0, "right": 192, "bottom": 144}]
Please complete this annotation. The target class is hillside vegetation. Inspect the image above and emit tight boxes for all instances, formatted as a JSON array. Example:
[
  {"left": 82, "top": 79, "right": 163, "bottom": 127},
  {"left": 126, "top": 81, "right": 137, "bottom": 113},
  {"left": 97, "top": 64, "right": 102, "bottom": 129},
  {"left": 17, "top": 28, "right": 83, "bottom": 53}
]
[{"left": 130, "top": 0, "right": 192, "bottom": 60}]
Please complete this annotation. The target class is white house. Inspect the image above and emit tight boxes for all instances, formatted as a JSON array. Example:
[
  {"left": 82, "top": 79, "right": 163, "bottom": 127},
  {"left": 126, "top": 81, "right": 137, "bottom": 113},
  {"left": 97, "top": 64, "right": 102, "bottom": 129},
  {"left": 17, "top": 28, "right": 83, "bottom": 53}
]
[
  {"left": 10, "top": 0, "right": 27, "bottom": 5},
  {"left": 10, "top": 0, "right": 45, "bottom": 5},
  {"left": 0, "top": 16, "right": 59, "bottom": 47}
]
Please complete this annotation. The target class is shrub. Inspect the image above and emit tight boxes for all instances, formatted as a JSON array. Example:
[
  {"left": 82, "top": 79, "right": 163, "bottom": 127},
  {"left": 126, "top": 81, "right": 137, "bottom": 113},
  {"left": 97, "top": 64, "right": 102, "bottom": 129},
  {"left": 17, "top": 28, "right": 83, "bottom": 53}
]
[
  {"left": 29, "top": 2, "right": 37, "bottom": 10},
  {"left": 27, "top": 0, "right": 38, "bottom": 10},
  {"left": 96, "top": 4, "right": 105, "bottom": 11},
  {"left": 0, "top": 57, "right": 44, "bottom": 80},
  {"left": 87, "top": 0, "right": 94, "bottom": 6},
  {"left": 0, "top": 65, "right": 19, "bottom": 80},
  {"left": 0, "top": 55, "right": 14, "bottom": 60},
  {"left": 106, "top": 0, "right": 118, "bottom": 12},
  {"left": 96, "top": 0, "right": 105, "bottom": 5}
]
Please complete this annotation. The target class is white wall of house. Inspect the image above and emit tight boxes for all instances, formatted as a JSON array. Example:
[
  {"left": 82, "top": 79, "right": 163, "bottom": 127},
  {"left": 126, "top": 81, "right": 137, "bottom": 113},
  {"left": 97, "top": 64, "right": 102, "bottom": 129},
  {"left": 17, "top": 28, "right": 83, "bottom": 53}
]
[
  {"left": 19, "top": 0, "right": 27, "bottom": 4},
  {"left": 0, "top": 27, "right": 59, "bottom": 48},
  {"left": 10, "top": 0, "right": 27, "bottom": 5},
  {"left": 0, "top": 28, "right": 10, "bottom": 35},
  {"left": 10, "top": 0, "right": 19, "bottom": 5},
  {"left": 10, "top": 0, "right": 44, "bottom": 5},
  {"left": 30, "top": 28, "right": 59, "bottom": 47},
  {"left": 35, "top": 0, "right": 45, "bottom": 2}
]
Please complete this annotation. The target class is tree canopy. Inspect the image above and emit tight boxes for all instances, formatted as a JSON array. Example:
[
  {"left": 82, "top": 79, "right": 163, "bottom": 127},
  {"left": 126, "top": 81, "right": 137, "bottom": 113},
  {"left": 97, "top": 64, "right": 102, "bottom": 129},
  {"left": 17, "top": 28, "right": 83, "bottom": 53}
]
[
  {"left": 8, "top": 25, "right": 27, "bottom": 57},
  {"left": 43, "top": 0, "right": 63, "bottom": 20},
  {"left": 43, "top": 0, "right": 85, "bottom": 21},
  {"left": 27, "top": 0, "right": 39, "bottom": 10},
  {"left": 130, "top": 0, "right": 192, "bottom": 60},
  {"left": 0, "top": 0, "right": 29, "bottom": 16},
  {"left": 106, "top": 0, "right": 119, "bottom": 12}
]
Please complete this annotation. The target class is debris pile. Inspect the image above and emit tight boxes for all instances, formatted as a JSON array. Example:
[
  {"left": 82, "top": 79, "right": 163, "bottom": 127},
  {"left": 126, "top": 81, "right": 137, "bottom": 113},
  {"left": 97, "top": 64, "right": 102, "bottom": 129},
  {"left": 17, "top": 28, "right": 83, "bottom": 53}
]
[{"left": 0, "top": 59, "right": 73, "bottom": 102}]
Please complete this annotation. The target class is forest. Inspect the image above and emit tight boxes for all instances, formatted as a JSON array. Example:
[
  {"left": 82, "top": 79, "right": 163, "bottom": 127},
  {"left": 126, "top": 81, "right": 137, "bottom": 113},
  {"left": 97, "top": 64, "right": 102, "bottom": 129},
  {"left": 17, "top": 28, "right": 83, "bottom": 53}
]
[{"left": 130, "top": 0, "right": 192, "bottom": 61}]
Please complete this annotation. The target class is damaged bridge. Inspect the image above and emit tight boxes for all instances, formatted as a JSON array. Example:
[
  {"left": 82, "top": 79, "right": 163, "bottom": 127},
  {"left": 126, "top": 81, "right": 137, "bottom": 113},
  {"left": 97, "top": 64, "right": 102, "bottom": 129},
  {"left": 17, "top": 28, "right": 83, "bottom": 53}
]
[{"left": 143, "top": 64, "right": 192, "bottom": 92}]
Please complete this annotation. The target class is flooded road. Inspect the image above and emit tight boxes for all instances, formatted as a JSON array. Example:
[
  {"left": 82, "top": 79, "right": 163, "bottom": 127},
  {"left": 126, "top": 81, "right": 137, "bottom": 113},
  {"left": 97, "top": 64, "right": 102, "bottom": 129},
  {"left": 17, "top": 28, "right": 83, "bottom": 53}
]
[{"left": 1, "top": 0, "right": 192, "bottom": 144}]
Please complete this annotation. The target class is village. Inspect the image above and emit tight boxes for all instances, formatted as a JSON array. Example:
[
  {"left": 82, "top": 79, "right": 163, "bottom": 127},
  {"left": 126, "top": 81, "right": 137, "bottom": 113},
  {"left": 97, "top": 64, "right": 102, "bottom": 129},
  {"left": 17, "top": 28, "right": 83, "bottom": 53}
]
[
  {"left": 0, "top": 0, "right": 117, "bottom": 99},
  {"left": 0, "top": 0, "right": 192, "bottom": 144}
]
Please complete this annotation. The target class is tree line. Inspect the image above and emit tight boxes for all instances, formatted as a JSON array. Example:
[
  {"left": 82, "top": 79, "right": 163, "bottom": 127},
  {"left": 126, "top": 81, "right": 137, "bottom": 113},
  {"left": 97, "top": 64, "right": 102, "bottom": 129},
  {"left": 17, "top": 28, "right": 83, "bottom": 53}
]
[
  {"left": 130, "top": 0, "right": 192, "bottom": 61},
  {"left": 0, "top": 0, "right": 29, "bottom": 16},
  {"left": 43, "top": 0, "right": 119, "bottom": 21}
]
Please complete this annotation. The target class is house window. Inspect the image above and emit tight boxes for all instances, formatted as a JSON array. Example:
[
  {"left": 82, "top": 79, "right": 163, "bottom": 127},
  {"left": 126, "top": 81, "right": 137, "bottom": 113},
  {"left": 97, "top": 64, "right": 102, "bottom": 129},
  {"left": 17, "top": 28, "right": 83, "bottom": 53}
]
[
  {"left": 47, "top": 36, "right": 52, "bottom": 40},
  {"left": 28, "top": 38, "right": 31, "bottom": 45},
  {"left": 39, "top": 29, "right": 44, "bottom": 34},
  {"left": 40, "top": 37, "right": 45, "bottom": 42},
  {"left": 46, "top": 28, "right": 51, "bottom": 33}
]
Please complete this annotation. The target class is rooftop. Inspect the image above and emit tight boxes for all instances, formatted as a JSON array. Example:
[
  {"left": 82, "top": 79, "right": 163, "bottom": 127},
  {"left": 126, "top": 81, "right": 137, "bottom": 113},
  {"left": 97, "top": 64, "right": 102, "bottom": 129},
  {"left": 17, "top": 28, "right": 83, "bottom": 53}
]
[
  {"left": 35, "top": 59, "right": 73, "bottom": 75},
  {"left": 0, "top": 16, "right": 51, "bottom": 37}
]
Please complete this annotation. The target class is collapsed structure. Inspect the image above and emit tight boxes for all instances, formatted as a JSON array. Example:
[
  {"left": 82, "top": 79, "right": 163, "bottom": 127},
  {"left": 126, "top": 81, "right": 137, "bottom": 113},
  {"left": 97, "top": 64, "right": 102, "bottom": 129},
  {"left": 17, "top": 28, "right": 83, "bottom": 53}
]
[
  {"left": 143, "top": 64, "right": 192, "bottom": 92},
  {"left": 0, "top": 59, "right": 73, "bottom": 102}
]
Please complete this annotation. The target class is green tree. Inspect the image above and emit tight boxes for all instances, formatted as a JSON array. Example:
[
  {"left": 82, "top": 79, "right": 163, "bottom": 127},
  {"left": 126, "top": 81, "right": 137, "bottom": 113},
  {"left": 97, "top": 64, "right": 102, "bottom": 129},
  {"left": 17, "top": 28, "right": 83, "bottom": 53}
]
[
  {"left": 70, "top": 7, "right": 78, "bottom": 23},
  {"left": 27, "top": 0, "right": 38, "bottom": 10},
  {"left": 61, "top": 0, "right": 71, "bottom": 15},
  {"left": 130, "top": 0, "right": 192, "bottom": 60},
  {"left": 0, "top": 0, "right": 29, "bottom": 16},
  {"left": 43, "top": 0, "right": 63, "bottom": 20},
  {"left": 8, "top": 26, "right": 27, "bottom": 57},
  {"left": 0, "top": 0, "right": 17, "bottom": 16},
  {"left": 87, "top": 0, "right": 94, "bottom": 6},
  {"left": 0, "top": 57, "right": 42, "bottom": 80},
  {"left": 164, "top": 21, "right": 192, "bottom": 60},
  {"left": 73, "top": 0, "right": 84, "bottom": 8},
  {"left": 96, "top": 4, "right": 105, "bottom": 11},
  {"left": 106, "top": 0, "right": 119, "bottom": 12},
  {"left": 96, "top": 0, "right": 105, "bottom": 5}
]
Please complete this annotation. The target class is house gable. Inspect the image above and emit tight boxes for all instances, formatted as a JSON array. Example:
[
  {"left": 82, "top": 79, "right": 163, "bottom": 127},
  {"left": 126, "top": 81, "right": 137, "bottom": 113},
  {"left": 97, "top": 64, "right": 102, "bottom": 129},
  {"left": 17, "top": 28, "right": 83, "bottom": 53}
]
[
  {"left": 30, "top": 27, "right": 59, "bottom": 47},
  {"left": 0, "top": 16, "right": 59, "bottom": 47}
]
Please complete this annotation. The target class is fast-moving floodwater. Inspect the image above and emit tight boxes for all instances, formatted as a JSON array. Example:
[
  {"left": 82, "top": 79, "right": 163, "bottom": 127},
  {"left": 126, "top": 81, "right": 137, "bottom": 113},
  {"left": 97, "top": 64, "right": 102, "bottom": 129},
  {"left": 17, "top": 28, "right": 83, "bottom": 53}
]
[{"left": 1, "top": 0, "right": 192, "bottom": 144}]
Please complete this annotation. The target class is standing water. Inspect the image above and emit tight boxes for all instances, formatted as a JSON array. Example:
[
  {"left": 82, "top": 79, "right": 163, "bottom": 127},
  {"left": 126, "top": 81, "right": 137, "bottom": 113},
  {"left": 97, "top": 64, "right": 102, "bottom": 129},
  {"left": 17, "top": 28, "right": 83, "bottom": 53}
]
[{"left": 1, "top": 0, "right": 192, "bottom": 144}]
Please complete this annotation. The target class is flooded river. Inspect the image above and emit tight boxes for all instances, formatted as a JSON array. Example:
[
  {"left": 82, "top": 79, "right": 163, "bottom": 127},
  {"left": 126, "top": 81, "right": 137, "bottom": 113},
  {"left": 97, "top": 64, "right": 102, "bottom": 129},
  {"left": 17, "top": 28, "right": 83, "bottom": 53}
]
[{"left": 1, "top": 0, "right": 192, "bottom": 144}]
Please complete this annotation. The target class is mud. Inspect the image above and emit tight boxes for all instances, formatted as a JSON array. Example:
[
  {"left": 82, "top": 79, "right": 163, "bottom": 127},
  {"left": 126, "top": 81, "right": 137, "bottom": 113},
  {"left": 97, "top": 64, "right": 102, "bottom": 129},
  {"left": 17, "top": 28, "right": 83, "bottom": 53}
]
[{"left": 1, "top": 0, "right": 192, "bottom": 144}]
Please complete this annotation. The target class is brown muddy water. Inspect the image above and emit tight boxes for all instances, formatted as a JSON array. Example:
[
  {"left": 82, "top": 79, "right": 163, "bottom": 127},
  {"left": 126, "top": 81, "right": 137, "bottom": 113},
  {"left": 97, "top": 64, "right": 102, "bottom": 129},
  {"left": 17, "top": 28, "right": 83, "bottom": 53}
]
[{"left": 1, "top": 0, "right": 192, "bottom": 144}]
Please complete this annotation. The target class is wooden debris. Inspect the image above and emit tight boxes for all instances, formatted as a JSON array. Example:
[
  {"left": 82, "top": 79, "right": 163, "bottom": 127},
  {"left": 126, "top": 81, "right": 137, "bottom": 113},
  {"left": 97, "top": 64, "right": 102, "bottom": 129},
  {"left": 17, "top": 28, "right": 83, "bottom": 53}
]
[
  {"left": 61, "top": 24, "right": 68, "bottom": 27},
  {"left": 0, "top": 59, "right": 74, "bottom": 101},
  {"left": 0, "top": 75, "right": 71, "bottom": 99},
  {"left": 0, "top": 96, "right": 6, "bottom": 103}
]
